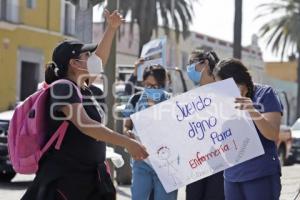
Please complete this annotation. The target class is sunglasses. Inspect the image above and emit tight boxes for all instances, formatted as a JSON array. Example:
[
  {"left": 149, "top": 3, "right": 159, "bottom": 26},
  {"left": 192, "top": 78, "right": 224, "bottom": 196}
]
[{"left": 188, "top": 59, "right": 205, "bottom": 66}]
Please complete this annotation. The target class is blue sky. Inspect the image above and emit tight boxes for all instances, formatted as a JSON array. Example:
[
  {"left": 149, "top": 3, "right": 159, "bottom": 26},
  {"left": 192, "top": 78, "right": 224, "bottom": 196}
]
[{"left": 93, "top": 0, "right": 286, "bottom": 62}]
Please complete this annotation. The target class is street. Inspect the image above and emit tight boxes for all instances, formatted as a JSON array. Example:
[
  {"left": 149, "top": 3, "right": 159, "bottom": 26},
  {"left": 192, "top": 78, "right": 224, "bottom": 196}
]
[{"left": 0, "top": 164, "right": 299, "bottom": 200}]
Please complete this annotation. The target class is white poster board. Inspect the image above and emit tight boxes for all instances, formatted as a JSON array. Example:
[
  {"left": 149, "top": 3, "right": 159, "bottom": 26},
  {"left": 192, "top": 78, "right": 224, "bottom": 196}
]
[
  {"left": 130, "top": 78, "right": 265, "bottom": 193},
  {"left": 138, "top": 37, "right": 167, "bottom": 81}
]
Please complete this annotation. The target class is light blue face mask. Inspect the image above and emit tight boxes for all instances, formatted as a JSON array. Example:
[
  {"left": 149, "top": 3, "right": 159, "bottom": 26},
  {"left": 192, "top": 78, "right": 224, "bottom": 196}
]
[
  {"left": 187, "top": 62, "right": 205, "bottom": 84},
  {"left": 144, "top": 88, "right": 165, "bottom": 102}
]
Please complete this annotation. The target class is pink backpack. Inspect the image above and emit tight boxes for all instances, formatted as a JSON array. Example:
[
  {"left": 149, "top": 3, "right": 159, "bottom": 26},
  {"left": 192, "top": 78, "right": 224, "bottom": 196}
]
[{"left": 8, "top": 79, "right": 82, "bottom": 174}]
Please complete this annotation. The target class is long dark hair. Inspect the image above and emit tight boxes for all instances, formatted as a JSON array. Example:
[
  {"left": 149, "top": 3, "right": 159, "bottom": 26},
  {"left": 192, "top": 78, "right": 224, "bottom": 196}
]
[
  {"left": 213, "top": 58, "right": 255, "bottom": 98},
  {"left": 143, "top": 65, "right": 167, "bottom": 87},
  {"left": 45, "top": 61, "right": 69, "bottom": 84},
  {"left": 189, "top": 50, "right": 220, "bottom": 74}
]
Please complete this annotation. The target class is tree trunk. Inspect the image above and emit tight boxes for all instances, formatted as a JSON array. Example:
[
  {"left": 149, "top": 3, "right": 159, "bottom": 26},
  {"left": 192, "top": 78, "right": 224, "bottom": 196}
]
[
  {"left": 138, "top": 27, "right": 146, "bottom": 56},
  {"left": 138, "top": 26, "right": 153, "bottom": 56},
  {"left": 137, "top": 0, "right": 156, "bottom": 55},
  {"left": 233, "top": 0, "right": 242, "bottom": 59},
  {"left": 296, "top": 48, "right": 300, "bottom": 118}
]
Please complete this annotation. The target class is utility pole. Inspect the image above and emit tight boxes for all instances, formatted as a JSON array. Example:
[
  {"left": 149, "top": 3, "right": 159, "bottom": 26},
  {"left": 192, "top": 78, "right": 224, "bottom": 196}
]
[
  {"left": 171, "top": 0, "right": 177, "bottom": 67},
  {"left": 233, "top": 0, "right": 242, "bottom": 59},
  {"left": 105, "top": 0, "right": 118, "bottom": 130}
]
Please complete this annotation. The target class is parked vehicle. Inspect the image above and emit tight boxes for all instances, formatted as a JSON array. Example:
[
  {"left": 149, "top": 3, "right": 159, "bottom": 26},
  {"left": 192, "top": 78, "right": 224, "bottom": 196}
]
[
  {"left": 0, "top": 110, "right": 16, "bottom": 182},
  {"left": 291, "top": 118, "right": 300, "bottom": 163},
  {"left": 277, "top": 125, "right": 294, "bottom": 166}
]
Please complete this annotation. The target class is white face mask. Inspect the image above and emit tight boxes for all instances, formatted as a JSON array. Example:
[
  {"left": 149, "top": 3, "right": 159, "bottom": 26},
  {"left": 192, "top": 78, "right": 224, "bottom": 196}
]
[
  {"left": 87, "top": 54, "right": 103, "bottom": 75},
  {"left": 76, "top": 54, "right": 103, "bottom": 75}
]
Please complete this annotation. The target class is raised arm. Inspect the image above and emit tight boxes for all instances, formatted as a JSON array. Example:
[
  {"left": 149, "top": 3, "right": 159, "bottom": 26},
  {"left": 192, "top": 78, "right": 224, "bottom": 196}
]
[{"left": 95, "top": 9, "right": 125, "bottom": 66}]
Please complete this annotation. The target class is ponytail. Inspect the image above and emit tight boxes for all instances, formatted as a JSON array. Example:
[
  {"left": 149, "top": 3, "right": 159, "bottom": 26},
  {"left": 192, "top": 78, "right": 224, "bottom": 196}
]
[
  {"left": 206, "top": 51, "right": 220, "bottom": 74},
  {"left": 45, "top": 61, "right": 67, "bottom": 84}
]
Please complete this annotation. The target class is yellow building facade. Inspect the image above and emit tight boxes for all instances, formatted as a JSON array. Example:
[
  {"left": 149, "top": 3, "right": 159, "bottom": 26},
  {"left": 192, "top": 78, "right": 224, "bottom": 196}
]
[
  {"left": 0, "top": 0, "right": 76, "bottom": 111},
  {"left": 265, "top": 61, "right": 297, "bottom": 83}
]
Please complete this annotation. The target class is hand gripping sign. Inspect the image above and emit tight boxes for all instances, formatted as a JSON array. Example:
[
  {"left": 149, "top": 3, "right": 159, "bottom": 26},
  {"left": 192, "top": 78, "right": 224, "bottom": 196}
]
[{"left": 130, "top": 78, "right": 264, "bottom": 193}]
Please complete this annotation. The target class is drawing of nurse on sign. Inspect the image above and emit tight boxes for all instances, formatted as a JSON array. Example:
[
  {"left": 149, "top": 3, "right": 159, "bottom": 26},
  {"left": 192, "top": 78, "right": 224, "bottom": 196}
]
[{"left": 157, "top": 146, "right": 182, "bottom": 187}]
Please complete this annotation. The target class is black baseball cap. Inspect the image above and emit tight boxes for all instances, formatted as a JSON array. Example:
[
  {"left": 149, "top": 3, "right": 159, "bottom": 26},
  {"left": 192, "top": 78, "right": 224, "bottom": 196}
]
[{"left": 52, "top": 39, "right": 98, "bottom": 69}]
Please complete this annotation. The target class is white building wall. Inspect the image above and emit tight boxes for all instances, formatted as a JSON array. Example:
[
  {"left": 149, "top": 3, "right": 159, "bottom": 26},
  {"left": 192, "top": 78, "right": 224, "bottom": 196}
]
[{"left": 93, "top": 23, "right": 264, "bottom": 83}]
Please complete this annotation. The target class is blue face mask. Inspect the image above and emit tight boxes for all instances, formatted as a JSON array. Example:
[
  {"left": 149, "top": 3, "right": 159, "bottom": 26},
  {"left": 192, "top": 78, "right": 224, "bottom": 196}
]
[
  {"left": 144, "top": 88, "right": 165, "bottom": 102},
  {"left": 187, "top": 62, "right": 204, "bottom": 84}
]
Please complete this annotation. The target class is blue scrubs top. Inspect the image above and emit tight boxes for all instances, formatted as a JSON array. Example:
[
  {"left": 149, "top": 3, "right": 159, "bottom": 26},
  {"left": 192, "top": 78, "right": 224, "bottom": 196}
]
[{"left": 224, "top": 84, "right": 283, "bottom": 182}]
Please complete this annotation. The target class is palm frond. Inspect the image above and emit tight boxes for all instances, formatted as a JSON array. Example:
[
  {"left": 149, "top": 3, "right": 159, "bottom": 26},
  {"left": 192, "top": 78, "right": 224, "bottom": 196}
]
[
  {"left": 280, "top": 33, "right": 290, "bottom": 60},
  {"left": 255, "top": 2, "right": 286, "bottom": 20},
  {"left": 173, "top": 12, "right": 181, "bottom": 42},
  {"left": 175, "top": 3, "right": 190, "bottom": 38},
  {"left": 178, "top": 0, "right": 193, "bottom": 22},
  {"left": 159, "top": 1, "right": 170, "bottom": 35},
  {"left": 113, "top": 0, "right": 194, "bottom": 50},
  {"left": 258, "top": 0, "right": 300, "bottom": 59}
]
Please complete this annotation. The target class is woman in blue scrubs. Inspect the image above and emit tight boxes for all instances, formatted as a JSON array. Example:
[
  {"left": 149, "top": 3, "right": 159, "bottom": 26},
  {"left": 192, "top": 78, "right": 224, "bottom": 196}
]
[{"left": 213, "top": 58, "right": 282, "bottom": 200}]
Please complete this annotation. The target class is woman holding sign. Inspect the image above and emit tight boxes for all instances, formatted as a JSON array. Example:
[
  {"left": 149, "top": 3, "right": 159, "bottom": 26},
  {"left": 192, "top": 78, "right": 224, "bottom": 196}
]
[
  {"left": 185, "top": 49, "right": 225, "bottom": 200},
  {"left": 123, "top": 65, "right": 178, "bottom": 200},
  {"left": 213, "top": 58, "right": 282, "bottom": 200}
]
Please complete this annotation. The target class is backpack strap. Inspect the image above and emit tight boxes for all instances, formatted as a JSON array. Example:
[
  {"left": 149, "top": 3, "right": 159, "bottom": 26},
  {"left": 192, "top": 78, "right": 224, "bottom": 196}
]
[
  {"left": 43, "top": 79, "right": 83, "bottom": 151},
  {"left": 55, "top": 121, "right": 69, "bottom": 150},
  {"left": 41, "top": 121, "right": 69, "bottom": 154}
]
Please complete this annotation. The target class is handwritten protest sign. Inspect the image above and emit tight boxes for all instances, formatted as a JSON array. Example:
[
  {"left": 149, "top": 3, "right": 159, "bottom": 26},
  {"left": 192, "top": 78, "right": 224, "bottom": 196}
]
[
  {"left": 137, "top": 37, "right": 167, "bottom": 81},
  {"left": 130, "top": 78, "right": 264, "bottom": 193}
]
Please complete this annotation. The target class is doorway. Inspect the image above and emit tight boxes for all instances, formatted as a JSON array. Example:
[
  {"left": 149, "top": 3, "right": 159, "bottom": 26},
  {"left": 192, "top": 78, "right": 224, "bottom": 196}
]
[{"left": 20, "top": 61, "right": 39, "bottom": 101}]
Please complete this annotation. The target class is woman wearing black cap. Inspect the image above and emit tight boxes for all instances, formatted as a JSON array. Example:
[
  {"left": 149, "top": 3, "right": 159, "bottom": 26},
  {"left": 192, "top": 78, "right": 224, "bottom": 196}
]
[{"left": 21, "top": 10, "right": 148, "bottom": 200}]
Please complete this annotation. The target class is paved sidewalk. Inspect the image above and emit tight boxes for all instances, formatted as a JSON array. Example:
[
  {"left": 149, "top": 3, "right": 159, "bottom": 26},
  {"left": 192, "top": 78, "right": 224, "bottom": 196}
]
[
  {"left": 116, "top": 164, "right": 300, "bottom": 200},
  {"left": 0, "top": 164, "right": 299, "bottom": 200}
]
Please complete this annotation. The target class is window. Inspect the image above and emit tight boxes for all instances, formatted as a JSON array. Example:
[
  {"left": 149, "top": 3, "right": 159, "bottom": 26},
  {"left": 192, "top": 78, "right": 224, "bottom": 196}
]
[
  {"left": 0, "top": 0, "right": 7, "bottom": 19},
  {"left": 26, "top": 0, "right": 36, "bottom": 9},
  {"left": 64, "top": 1, "right": 76, "bottom": 35},
  {"left": 0, "top": 0, "right": 20, "bottom": 23}
]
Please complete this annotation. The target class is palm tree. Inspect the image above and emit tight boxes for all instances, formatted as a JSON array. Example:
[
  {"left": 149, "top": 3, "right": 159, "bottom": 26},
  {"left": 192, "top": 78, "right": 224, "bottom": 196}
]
[
  {"left": 257, "top": 0, "right": 300, "bottom": 118},
  {"left": 116, "top": 0, "right": 195, "bottom": 54},
  {"left": 69, "top": 0, "right": 195, "bottom": 52},
  {"left": 70, "top": 0, "right": 194, "bottom": 54},
  {"left": 233, "top": 0, "right": 242, "bottom": 59}
]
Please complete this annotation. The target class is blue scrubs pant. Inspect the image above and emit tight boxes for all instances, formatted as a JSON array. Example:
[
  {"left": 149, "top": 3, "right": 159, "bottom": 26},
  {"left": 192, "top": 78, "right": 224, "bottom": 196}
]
[
  {"left": 131, "top": 160, "right": 177, "bottom": 200},
  {"left": 224, "top": 174, "right": 281, "bottom": 200},
  {"left": 186, "top": 172, "right": 224, "bottom": 200}
]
